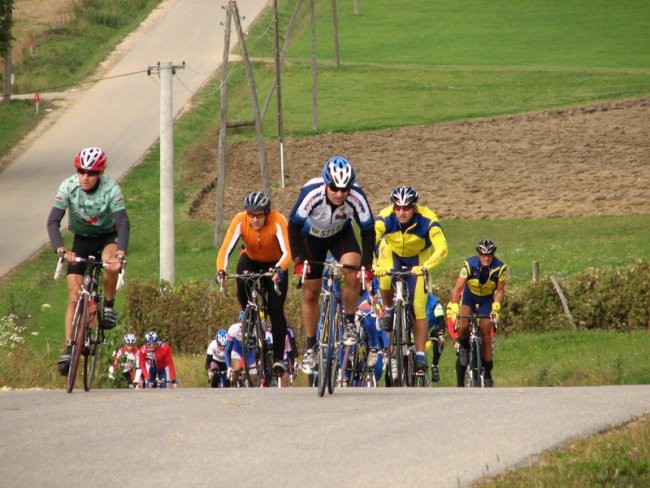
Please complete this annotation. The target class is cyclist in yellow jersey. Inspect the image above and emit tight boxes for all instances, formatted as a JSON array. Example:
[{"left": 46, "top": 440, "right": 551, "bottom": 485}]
[
  {"left": 447, "top": 240, "right": 507, "bottom": 387},
  {"left": 373, "top": 186, "right": 448, "bottom": 373}
]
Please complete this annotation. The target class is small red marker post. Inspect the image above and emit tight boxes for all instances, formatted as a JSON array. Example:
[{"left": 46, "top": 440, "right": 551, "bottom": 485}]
[{"left": 34, "top": 92, "right": 41, "bottom": 114}]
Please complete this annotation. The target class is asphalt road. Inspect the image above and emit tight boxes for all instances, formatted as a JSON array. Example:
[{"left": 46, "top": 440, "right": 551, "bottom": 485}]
[
  {"left": 1, "top": 385, "right": 648, "bottom": 487},
  {"left": 0, "top": 0, "right": 271, "bottom": 278}
]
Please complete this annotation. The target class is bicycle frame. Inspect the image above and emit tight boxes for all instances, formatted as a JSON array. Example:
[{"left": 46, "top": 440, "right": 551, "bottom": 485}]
[{"left": 55, "top": 254, "right": 125, "bottom": 393}]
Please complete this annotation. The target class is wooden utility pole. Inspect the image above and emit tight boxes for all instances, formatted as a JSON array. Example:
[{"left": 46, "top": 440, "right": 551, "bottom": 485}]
[
  {"left": 272, "top": 0, "right": 285, "bottom": 188},
  {"left": 353, "top": 0, "right": 359, "bottom": 16},
  {"left": 310, "top": 0, "right": 318, "bottom": 130},
  {"left": 331, "top": 0, "right": 340, "bottom": 67},
  {"left": 1, "top": 4, "right": 12, "bottom": 104},
  {"left": 214, "top": 3, "right": 232, "bottom": 246},
  {"left": 231, "top": 1, "right": 270, "bottom": 195}
]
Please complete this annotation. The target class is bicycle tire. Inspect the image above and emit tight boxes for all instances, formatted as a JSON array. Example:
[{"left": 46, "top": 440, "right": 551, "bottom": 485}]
[
  {"left": 83, "top": 298, "right": 103, "bottom": 391},
  {"left": 327, "top": 302, "right": 343, "bottom": 395},
  {"left": 394, "top": 301, "right": 405, "bottom": 386},
  {"left": 255, "top": 318, "right": 270, "bottom": 387},
  {"left": 317, "top": 296, "right": 331, "bottom": 397},
  {"left": 242, "top": 306, "right": 259, "bottom": 387},
  {"left": 473, "top": 336, "right": 484, "bottom": 387},
  {"left": 66, "top": 296, "right": 87, "bottom": 393}
]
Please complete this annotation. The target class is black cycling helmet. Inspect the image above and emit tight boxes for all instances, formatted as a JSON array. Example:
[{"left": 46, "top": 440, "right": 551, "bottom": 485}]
[
  {"left": 390, "top": 186, "right": 419, "bottom": 206},
  {"left": 243, "top": 191, "right": 271, "bottom": 212},
  {"left": 476, "top": 239, "right": 497, "bottom": 254}
]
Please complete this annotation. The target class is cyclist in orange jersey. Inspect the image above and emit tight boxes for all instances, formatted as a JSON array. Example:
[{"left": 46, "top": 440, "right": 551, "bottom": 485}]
[{"left": 215, "top": 192, "right": 292, "bottom": 376}]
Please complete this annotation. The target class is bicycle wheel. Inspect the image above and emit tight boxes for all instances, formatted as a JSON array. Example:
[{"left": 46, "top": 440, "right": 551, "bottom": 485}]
[
  {"left": 83, "top": 298, "right": 102, "bottom": 391},
  {"left": 327, "top": 303, "right": 343, "bottom": 395},
  {"left": 242, "top": 307, "right": 259, "bottom": 387},
  {"left": 394, "top": 301, "right": 406, "bottom": 386},
  {"left": 473, "top": 336, "right": 484, "bottom": 387},
  {"left": 255, "top": 319, "right": 271, "bottom": 387},
  {"left": 66, "top": 296, "right": 87, "bottom": 393},
  {"left": 317, "top": 296, "right": 331, "bottom": 397}
]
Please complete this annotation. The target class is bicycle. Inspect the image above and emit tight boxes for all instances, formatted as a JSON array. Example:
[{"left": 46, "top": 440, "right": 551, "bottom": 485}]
[
  {"left": 340, "top": 301, "right": 378, "bottom": 387},
  {"left": 220, "top": 271, "right": 279, "bottom": 387},
  {"left": 375, "top": 267, "right": 429, "bottom": 387},
  {"left": 54, "top": 253, "right": 125, "bottom": 393},
  {"left": 298, "top": 259, "right": 365, "bottom": 397},
  {"left": 456, "top": 311, "right": 496, "bottom": 387}
]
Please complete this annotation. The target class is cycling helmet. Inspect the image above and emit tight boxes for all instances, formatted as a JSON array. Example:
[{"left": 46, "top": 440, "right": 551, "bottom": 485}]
[
  {"left": 322, "top": 156, "right": 355, "bottom": 190},
  {"left": 124, "top": 333, "right": 137, "bottom": 345},
  {"left": 74, "top": 147, "right": 107, "bottom": 172},
  {"left": 144, "top": 331, "right": 159, "bottom": 344},
  {"left": 238, "top": 311, "right": 245, "bottom": 322},
  {"left": 243, "top": 191, "right": 271, "bottom": 212},
  {"left": 476, "top": 239, "right": 497, "bottom": 254},
  {"left": 215, "top": 328, "right": 227, "bottom": 346},
  {"left": 390, "top": 186, "right": 419, "bottom": 206}
]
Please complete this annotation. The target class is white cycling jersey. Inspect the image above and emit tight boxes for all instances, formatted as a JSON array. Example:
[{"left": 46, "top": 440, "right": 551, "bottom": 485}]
[{"left": 206, "top": 340, "right": 227, "bottom": 363}]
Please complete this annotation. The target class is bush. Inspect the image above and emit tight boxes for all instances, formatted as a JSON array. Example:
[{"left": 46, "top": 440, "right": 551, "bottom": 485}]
[{"left": 502, "top": 260, "right": 650, "bottom": 333}]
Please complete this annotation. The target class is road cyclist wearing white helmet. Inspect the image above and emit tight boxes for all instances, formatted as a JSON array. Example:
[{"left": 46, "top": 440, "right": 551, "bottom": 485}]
[
  {"left": 205, "top": 328, "right": 230, "bottom": 388},
  {"left": 47, "top": 147, "right": 130, "bottom": 376},
  {"left": 108, "top": 333, "right": 140, "bottom": 388},
  {"left": 288, "top": 156, "right": 375, "bottom": 377},
  {"left": 373, "top": 186, "right": 449, "bottom": 375}
]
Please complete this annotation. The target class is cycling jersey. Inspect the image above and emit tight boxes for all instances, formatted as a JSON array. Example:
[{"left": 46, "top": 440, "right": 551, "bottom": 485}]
[
  {"left": 460, "top": 255, "right": 508, "bottom": 297},
  {"left": 112, "top": 346, "right": 139, "bottom": 373},
  {"left": 206, "top": 340, "right": 227, "bottom": 363},
  {"left": 216, "top": 210, "right": 292, "bottom": 272},
  {"left": 374, "top": 204, "right": 448, "bottom": 269},
  {"left": 53, "top": 174, "right": 126, "bottom": 237},
  {"left": 138, "top": 342, "right": 177, "bottom": 382},
  {"left": 288, "top": 177, "right": 375, "bottom": 267}
]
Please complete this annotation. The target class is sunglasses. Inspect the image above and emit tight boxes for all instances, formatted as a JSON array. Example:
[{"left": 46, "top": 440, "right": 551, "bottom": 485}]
[
  {"left": 247, "top": 212, "right": 266, "bottom": 220},
  {"left": 393, "top": 205, "right": 414, "bottom": 212},
  {"left": 327, "top": 184, "right": 349, "bottom": 193},
  {"left": 77, "top": 169, "right": 100, "bottom": 177}
]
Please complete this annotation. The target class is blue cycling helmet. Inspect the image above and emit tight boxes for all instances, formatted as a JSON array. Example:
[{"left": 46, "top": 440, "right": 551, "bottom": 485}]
[
  {"left": 144, "top": 331, "right": 159, "bottom": 344},
  {"left": 322, "top": 156, "right": 355, "bottom": 190},
  {"left": 215, "top": 328, "right": 227, "bottom": 346}
]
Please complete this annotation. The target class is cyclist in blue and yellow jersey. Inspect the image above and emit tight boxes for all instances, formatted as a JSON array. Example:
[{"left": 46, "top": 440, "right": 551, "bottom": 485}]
[
  {"left": 288, "top": 156, "right": 375, "bottom": 375},
  {"left": 373, "top": 186, "right": 448, "bottom": 374},
  {"left": 46, "top": 147, "right": 130, "bottom": 376},
  {"left": 447, "top": 240, "right": 507, "bottom": 387}
]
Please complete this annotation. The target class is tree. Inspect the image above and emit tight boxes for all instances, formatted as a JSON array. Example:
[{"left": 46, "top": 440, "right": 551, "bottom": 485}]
[{"left": 0, "top": 0, "right": 13, "bottom": 57}]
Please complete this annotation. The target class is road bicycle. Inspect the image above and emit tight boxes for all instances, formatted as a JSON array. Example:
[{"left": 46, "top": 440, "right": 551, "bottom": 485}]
[
  {"left": 299, "top": 259, "right": 365, "bottom": 397},
  {"left": 376, "top": 267, "right": 429, "bottom": 387},
  {"left": 221, "top": 271, "right": 279, "bottom": 387},
  {"left": 456, "top": 312, "right": 496, "bottom": 387},
  {"left": 339, "top": 301, "right": 378, "bottom": 387},
  {"left": 54, "top": 253, "right": 125, "bottom": 393}
]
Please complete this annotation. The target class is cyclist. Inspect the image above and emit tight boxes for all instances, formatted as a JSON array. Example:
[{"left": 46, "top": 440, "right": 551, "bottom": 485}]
[
  {"left": 447, "top": 240, "right": 507, "bottom": 387},
  {"left": 425, "top": 293, "right": 446, "bottom": 382},
  {"left": 373, "top": 186, "right": 448, "bottom": 373},
  {"left": 205, "top": 328, "right": 230, "bottom": 388},
  {"left": 46, "top": 147, "right": 130, "bottom": 376},
  {"left": 215, "top": 191, "right": 292, "bottom": 377},
  {"left": 108, "top": 333, "right": 140, "bottom": 388},
  {"left": 224, "top": 311, "right": 259, "bottom": 386},
  {"left": 137, "top": 331, "right": 179, "bottom": 388},
  {"left": 288, "top": 156, "right": 375, "bottom": 375}
]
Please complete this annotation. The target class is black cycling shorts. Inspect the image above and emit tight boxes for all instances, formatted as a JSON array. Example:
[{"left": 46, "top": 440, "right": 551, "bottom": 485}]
[
  {"left": 67, "top": 233, "right": 118, "bottom": 275},
  {"left": 300, "top": 226, "right": 361, "bottom": 279}
]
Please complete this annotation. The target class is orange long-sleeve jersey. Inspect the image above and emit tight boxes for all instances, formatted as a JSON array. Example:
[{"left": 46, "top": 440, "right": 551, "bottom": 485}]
[{"left": 216, "top": 210, "right": 292, "bottom": 272}]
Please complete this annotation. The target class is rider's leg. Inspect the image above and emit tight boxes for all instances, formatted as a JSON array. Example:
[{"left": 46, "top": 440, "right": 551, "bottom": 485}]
[{"left": 480, "top": 317, "right": 494, "bottom": 385}]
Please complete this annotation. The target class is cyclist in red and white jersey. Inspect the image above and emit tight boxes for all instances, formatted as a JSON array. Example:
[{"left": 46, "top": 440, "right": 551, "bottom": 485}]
[
  {"left": 137, "top": 331, "right": 179, "bottom": 388},
  {"left": 109, "top": 333, "right": 140, "bottom": 388}
]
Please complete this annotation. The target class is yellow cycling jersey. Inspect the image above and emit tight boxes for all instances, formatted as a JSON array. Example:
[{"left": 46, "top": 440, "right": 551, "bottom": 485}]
[
  {"left": 374, "top": 204, "right": 448, "bottom": 270},
  {"left": 460, "top": 255, "right": 508, "bottom": 297}
]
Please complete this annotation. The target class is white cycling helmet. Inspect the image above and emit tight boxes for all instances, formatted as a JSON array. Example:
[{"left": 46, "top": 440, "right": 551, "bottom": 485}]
[
  {"left": 390, "top": 186, "right": 419, "bottom": 206},
  {"left": 322, "top": 156, "right": 355, "bottom": 190},
  {"left": 124, "top": 333, "right": 137, "bottom": 345},
  {"left": 74, "top": 147, "right": 107, "bottom": 171}
]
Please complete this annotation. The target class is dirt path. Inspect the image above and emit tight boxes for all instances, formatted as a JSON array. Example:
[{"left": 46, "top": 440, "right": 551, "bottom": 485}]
[{"left": 191, "top": 97, "right": 650, "bottom": 222}]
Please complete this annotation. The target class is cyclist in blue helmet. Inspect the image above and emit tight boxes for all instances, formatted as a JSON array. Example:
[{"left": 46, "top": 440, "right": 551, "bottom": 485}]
[
  {"left": 288, "top": 156, "right": 375, "bottom": 377},
  {"left": 205, "top": 328, "right": 230, "bottom": 388}
]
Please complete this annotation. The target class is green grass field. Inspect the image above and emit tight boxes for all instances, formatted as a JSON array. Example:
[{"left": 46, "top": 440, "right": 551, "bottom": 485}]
[{"left": 1, "top": 1, "right": 649, "bottom": 484}]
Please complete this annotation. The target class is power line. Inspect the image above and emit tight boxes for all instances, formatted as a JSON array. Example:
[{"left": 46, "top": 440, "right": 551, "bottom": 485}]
[{"left": 12, "top": 69, "right": 149, "bottom": 96}]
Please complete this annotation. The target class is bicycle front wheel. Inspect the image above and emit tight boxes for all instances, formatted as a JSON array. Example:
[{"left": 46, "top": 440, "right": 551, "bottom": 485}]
[
  {"left": 242, "top": 307, "right": 260, "bottom": 387},
  {"left": 83, "top": 300, "right": 102, "bottom": 391},
  {"left": 67, "top": 296, "right": 87, "bottom": 393},
  {"left": 316, "top": 296, "right": 331, "bottom": 397},
  {"left": 327, "top": 303, "right": 344, "bottom": 394}
]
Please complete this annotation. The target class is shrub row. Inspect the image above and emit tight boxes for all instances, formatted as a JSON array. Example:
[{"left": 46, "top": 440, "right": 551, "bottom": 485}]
[{"left": 122, "top": 261, "right": 649, "bottom": 353}]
